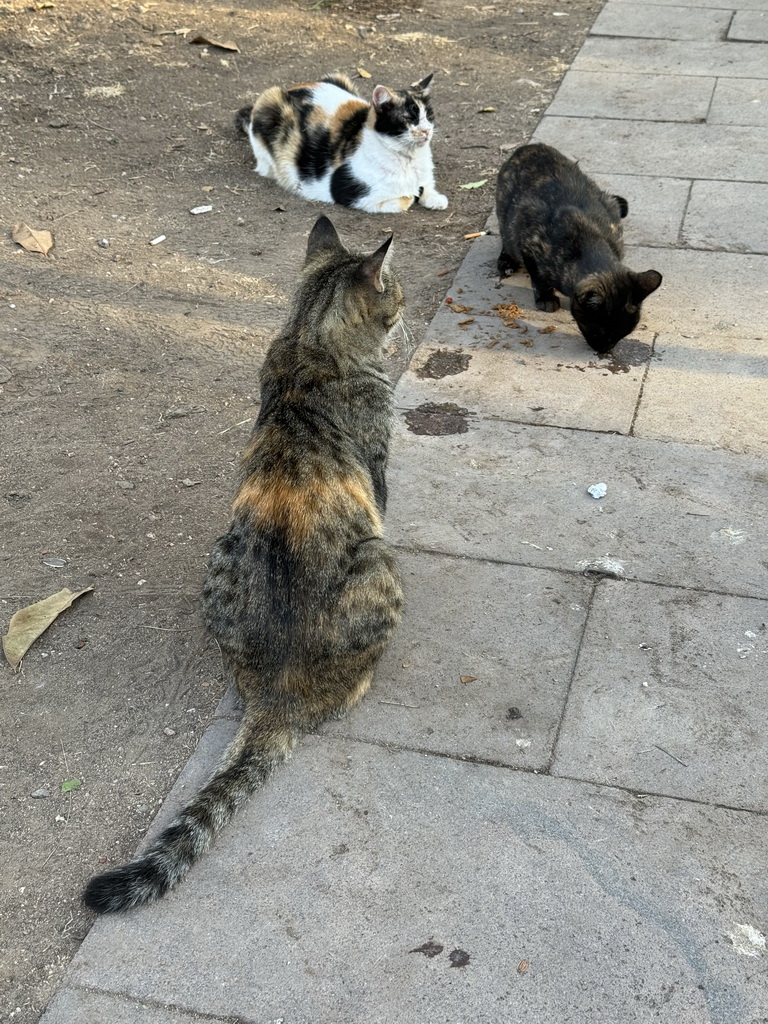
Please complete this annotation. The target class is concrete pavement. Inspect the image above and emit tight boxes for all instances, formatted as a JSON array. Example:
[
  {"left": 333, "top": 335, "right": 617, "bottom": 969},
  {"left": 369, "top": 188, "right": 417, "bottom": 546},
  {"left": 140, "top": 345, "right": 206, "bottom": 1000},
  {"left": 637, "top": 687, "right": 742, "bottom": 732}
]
[{"left": 41, "top": 2, "right": 768, "bottom": 1021}]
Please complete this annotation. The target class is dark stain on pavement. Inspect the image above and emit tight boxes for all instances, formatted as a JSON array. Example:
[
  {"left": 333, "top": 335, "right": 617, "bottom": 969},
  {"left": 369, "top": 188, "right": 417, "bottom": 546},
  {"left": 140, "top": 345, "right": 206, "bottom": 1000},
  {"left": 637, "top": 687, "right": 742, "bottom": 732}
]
[
  {"left": 410, "top": 939, "right": 445, "bottom": 958},
  {"left": 404, "top": 402, "right": 473, "bottom": 435},
  {"left": 448, "top": 948, "right": 471, "bottom": 968},
  {"left": 416, "top": 349, "right": 471, "bottom": 379}
]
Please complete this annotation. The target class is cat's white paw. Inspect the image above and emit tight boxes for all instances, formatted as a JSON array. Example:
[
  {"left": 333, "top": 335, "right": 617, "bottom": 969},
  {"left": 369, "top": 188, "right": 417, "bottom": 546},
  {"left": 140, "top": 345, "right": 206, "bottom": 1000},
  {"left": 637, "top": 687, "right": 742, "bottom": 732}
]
[{"left": 420, "top": 191, "right": 449, "bottom": 210}]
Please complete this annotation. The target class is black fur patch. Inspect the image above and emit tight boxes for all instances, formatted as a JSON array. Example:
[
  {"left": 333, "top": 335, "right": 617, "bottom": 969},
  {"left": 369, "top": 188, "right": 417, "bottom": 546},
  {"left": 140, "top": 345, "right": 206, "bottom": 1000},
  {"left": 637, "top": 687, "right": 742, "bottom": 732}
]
[
  {"left": 298, "top": 126, "right": 332, "bottom": 181},
  {"left": 252, "top": 103, "right": 288, "bottom": 151},
  {"left": 336, "top": 104, "right": 369, "bottom": 160},
  {"left": 331, "top": 164, "right": 370, "bottom": 207}
]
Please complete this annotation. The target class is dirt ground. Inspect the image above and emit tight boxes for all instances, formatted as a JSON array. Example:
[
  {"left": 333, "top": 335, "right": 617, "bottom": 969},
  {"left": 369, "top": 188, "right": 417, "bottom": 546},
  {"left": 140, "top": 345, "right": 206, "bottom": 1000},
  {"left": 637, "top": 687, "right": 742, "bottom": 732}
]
[{"left": 0, "top": 0, "right": 602, "bottom": 1018}]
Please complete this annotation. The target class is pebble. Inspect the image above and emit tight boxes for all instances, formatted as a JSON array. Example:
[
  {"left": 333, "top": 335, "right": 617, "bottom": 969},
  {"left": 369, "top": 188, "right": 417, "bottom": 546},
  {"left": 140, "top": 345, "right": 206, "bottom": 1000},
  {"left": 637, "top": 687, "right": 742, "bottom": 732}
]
[
  {"left": 30, "top": 788, "right": 51, "bottom": 799},
  {"left": 163, "top": 727, "right": 176, "bottom": 737},
  {"left": 587, "top": 482, "right": 607, "bottom": 499},
  {"left": 98, "top": 238, "right": 110, "bottom": 248},
  {"left": 116, "top": 479, "right": 135, "bottom": 490}
]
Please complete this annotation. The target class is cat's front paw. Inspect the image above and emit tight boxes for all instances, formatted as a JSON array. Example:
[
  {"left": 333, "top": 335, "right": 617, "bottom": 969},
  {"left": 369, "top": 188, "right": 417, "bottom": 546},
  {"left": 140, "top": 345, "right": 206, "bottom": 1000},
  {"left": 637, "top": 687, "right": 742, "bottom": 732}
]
[
  {"left": 535, "top": 296, "right": 560, "bottom": 313},
  {"left": 420, "top": 191, "right": 448, "bottom": 211}
]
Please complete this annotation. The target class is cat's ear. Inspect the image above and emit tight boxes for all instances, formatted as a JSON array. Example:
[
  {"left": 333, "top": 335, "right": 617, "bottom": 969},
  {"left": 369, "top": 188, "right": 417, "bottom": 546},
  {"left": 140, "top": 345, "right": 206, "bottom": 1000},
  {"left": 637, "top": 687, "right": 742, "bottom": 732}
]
[
  {"left": 412, "top": 73, "right": 434, "bottom": 95},
  {"left": 634, "top": 269, "right": 662, "bottom": 298},
  {"left": 372, "top": 85, "right": 395, "bottom": 110},
  {"left": 613, "top": 195, "right": 629, "bottom": 218},
  {"left": 306, "top": 216, "right": 345, "bottom": 261},
  {"left": 359, "top": 235, "right": 394, "bottom": 294}
]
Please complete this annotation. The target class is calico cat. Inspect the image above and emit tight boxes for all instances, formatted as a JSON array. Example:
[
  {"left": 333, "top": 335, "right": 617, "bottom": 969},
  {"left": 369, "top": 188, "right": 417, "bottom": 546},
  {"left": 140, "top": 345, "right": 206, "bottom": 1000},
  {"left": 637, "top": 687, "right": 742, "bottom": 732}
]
[
  {"left": 236, "top": 72, "right": 448, "bottom": 214},
  {"left": 496, "top": 143, "right": 662, "bottom": 353},
  {"left": 83, "top": 217, "right": 404, "bottom": 913}
]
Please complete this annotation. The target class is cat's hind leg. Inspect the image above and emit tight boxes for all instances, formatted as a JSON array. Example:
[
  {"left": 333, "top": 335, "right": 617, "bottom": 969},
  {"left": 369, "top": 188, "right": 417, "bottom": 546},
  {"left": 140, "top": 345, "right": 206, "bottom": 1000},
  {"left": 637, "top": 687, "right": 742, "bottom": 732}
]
[
  {"left": 371, "top": 195, "right": 416, "bottom": 213},
  {"left": 245, "top": 127, "right": 277, "bottom": 179}
]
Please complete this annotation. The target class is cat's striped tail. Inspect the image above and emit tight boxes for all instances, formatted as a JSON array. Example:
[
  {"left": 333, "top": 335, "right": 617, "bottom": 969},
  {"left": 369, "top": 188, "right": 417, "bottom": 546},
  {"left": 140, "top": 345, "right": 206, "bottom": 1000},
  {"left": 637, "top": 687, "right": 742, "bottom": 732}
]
[{"left": 82, "top": 716, "right": 296, "bottom": 914}]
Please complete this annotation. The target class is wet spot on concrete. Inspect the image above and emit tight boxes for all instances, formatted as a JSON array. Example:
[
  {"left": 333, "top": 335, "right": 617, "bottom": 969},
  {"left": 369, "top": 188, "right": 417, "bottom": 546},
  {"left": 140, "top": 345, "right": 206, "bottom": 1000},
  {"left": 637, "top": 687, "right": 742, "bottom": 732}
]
[
  {"left": 404, "top": 402, "right": 473, "bottom": 436},
  {"left": 410, "top": 939, "right": 444, "bottom": 958},
  {"left": 416, "top": 349, "right": 472, "bottom": 379},
  {"left": 448, "top": 948, "right": 471, "bottom": 968},
  {"left": 609, "top": 338, "right": 653, "bottom": 370},
  {"left": 506, "top": 707, "right": 522, "bottom": 721}
]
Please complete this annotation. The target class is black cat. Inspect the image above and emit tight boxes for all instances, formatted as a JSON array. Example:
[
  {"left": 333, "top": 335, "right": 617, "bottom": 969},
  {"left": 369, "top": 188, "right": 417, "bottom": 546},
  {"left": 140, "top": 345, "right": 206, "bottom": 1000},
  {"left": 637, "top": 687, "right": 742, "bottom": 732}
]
[{"left": 496, "top": 143, "right": 662, "bottom": 353}]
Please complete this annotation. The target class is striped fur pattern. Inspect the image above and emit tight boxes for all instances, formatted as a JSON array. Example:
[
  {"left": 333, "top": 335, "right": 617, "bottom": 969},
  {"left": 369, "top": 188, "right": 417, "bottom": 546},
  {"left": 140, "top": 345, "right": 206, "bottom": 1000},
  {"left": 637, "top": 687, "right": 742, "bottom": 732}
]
[
  {"left": 496, "top": 143, "right": 662, "bottom": 353},
  {"left": 236, "top": 72, "right": 447, "bottom": 214},
  {"left": 83, "top": 217, "right": 404, "bottom": 914}
]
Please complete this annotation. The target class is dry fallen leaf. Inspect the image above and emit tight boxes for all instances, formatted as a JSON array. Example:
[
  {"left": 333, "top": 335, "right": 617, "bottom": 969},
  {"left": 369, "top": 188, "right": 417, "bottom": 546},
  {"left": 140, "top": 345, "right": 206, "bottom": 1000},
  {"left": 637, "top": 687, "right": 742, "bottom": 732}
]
[
  {"left": 538, "top": 325, "right": 556, "bottom": 334},
  {"left": 459, "top": 179, "right": 487, "bottom": 190},
  {"left": 3, "top": 587, "right": 93, "bottom": 671},
  {"left": 357, "top": 67, "right": 372, "bottom": 79},
  {"left": 189, "top": 33, "right": 239, "bottom": 52},
  {"left": 460, "top": 675, "right": 478, "bottom": 684},
  {"left": 517, "top": 958, "right": 530, "bottom": 974},
  {"left": 449, "top": 303, "right": 473, "bottom": 314},
  {"left": 11, "top": 223, "right": 54, "bottom": 257},
  {"left": 457, "top": 317, "right": 475, "bottom": 326}
]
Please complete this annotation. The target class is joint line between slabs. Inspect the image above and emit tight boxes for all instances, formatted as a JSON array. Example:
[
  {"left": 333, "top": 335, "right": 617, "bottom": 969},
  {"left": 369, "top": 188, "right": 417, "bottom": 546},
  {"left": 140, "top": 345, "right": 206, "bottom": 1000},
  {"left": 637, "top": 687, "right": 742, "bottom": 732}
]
[
  {"left": 389, "top": 542, "right": 768, "bottom": 604},
  {"left": 628, "top": 330, "right": 657, "bottom": 436},
  {"left": 332, "top": 734, "right": 768, "bottom": 818},
  {"left": 545, "top": 581, "right": 598, "bottom": 773},
  {"left": 56, "top": 983, "right": 248, "bottom": 1024}
]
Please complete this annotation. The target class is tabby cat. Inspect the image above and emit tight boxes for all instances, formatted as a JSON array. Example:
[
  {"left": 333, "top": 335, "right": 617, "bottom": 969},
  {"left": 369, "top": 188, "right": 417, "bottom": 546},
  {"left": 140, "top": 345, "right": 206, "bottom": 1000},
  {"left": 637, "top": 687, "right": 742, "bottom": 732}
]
[
  {"left": 496, "top": 143, "right": 662, "bottom": 353},
  {"left": 237, "top": 72, "right": 448, "bottom": 214},
  {"left": 83, "top": 216, "right": 404, "bottom": 913}
]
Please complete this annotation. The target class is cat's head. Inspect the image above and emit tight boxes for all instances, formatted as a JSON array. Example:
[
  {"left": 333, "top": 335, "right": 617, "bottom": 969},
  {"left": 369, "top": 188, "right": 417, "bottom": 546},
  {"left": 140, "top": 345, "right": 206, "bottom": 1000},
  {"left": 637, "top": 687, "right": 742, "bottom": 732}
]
[
  {"left": 299, "top": 216, "right": 404, "bottom": 342},
  {"left": 371, "top": 74, "right": 435, "bottom": 150},
  {"left": 572, "top": 268, "right": 662, "bottom": 353}
]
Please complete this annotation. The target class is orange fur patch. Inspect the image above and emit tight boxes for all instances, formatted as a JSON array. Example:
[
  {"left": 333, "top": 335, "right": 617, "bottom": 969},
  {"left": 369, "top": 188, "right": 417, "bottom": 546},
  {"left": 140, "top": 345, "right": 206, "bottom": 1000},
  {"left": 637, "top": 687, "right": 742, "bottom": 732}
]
[
  {"left": 330, "top": 98, "right": 369, "bottom": 138},
  {"left": 232, "top": 470, "right": 381, "bottom": 544}
]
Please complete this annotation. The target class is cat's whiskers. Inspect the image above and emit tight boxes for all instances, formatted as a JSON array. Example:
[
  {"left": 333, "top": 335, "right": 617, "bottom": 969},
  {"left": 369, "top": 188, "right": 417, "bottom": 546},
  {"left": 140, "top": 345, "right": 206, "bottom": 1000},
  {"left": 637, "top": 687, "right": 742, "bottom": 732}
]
[{"left": 394, "top": 313, "right": 416, "bottom": 365}]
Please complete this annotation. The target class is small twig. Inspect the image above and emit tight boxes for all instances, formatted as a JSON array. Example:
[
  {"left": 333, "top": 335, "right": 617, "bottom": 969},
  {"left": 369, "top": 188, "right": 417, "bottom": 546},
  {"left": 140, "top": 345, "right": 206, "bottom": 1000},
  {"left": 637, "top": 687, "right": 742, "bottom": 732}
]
[
  {"left": 653, "top": 743, "right": 688, "bottom": 767},
  {"left": 379, "top": 699, "right": 419, "bottom": 709},
  {"left": 218, "top": 417, "right": 253, "bottom": 435},
  {"left": 130, "top": 761, "right": 158, "bottom": 766},
  {"left": 86, "top": 117, "right": 115, "bottom": 132}
]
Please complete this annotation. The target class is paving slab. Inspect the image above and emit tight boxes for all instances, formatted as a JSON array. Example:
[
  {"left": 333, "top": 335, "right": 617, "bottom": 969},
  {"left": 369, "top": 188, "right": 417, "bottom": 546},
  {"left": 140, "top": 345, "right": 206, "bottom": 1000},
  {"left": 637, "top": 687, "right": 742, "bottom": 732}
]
[
  {"left": 683, "top": 181, "right": 768, "bottom": 255},
  {"left": 41, "top": 989, "right": 215, "bottom": 1024},
  {"left": 323, "top": 551, "right": 591, "bottom": 769},
  {"left": 386, "top": 418, "right": 768, "bottom": 598},
  {"left": 591, "top": 1, "right": 731, "bottom": 40},
  {"left": 728, "top": 9, "right": 768, "bottom": 41},
  {"left": 623, "top": 246, "right": 768, "bottom": 339},
  {"left": 572, "top": 36, "right": 768, "bottom": 79},
  {"left": 590, "top": 173, "right": 691, "bottom": 246},
  {"left": 55, "top": 737, "right": 768, "bottom": 1024},
  {"left": 553, "top": 580, "right": 768, "bottom": 812},
  {"left": 634, "top": 332, "right": 768, "bottom": 453},
  {"left": 709, "top": 77, "right": 768, "bottom": 127},
  {"left": 546, "top": 69, "right": 715, "bottom": 122},
  {"left": 534, "top": 116, "right": 768, "bottom": 182}
]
